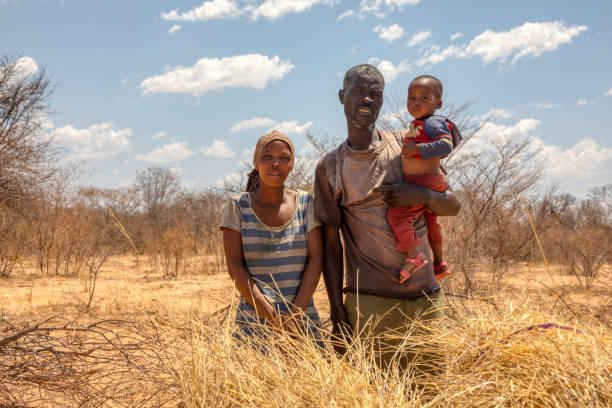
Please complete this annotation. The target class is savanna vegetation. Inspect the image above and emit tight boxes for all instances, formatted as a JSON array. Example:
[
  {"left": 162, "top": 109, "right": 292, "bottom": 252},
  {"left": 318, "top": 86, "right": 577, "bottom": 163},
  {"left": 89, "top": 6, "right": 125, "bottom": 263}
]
[{"left": 1, "top": 55, "right": 610, "bottom": 407}]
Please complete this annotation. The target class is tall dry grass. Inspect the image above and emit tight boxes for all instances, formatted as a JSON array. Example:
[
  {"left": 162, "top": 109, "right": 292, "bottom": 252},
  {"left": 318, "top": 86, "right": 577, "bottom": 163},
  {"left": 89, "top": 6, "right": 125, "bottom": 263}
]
[{"left": 168, "top": 294, "right": 610, "bottom": 408}]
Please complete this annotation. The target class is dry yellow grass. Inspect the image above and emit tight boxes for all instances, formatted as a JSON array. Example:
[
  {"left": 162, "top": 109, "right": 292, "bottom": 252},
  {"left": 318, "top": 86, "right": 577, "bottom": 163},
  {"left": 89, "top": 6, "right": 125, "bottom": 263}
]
[
  {"left": 169, "top": 294, "right": 610, "bottom": 407},
  {"left": 1, "top": 256, "right": 610, "bottom": 407}
]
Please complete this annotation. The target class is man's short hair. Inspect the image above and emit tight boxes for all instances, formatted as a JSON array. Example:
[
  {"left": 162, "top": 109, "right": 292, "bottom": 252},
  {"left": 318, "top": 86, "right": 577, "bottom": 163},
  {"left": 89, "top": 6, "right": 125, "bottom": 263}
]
[
  {"left": 343, "top": 64, "right": 385, "bottom": 90},
  {"left": 410, "top": 75, "right": 443, "bottom": 98}
]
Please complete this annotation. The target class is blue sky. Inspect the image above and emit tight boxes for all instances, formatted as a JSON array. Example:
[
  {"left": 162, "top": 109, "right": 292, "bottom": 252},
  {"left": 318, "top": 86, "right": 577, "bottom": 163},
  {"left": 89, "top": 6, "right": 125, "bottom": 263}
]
[{"left": 2, "top": 0, "right": 611, "bottom": 196}]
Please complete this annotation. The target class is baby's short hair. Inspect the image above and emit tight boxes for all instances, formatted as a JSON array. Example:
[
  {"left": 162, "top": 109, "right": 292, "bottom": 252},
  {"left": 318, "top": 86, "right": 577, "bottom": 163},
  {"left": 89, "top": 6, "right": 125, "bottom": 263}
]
[
  {"left": 410, "top": 75, "right": 443, "bottom": 98},
  {"left": 343, "top": 64, "right": 385, "bottom": 90}
]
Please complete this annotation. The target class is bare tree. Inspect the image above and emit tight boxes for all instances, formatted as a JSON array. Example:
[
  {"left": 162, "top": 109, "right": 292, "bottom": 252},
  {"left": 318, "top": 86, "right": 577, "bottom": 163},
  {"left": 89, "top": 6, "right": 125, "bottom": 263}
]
[
  {"left": 134, "top": 166, "right": 181, "bottom": 228},
  {"left": 0, "top": 55, "right": 57, "bottom": 209}
]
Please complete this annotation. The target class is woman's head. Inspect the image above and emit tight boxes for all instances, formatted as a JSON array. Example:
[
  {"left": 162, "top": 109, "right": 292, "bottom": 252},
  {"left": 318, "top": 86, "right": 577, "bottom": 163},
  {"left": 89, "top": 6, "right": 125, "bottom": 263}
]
[{"left": 246, "top": 130, "right": 295, "bottom": 192}]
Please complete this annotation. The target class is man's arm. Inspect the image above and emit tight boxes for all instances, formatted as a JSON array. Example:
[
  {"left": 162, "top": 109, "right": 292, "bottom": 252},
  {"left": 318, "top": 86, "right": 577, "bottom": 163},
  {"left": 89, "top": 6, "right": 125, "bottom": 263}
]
[
  {"left": 321, "top": 222, "right": 352, "bottom": 353},
  {"left": 313, "top": 158, "right": 352, "bottom": 352},
  {"left": 373, "top": 183, "right": 461, "bottom": 216},
  {"left": 321, "top": 223, "right": 347, "bottom": 324}
]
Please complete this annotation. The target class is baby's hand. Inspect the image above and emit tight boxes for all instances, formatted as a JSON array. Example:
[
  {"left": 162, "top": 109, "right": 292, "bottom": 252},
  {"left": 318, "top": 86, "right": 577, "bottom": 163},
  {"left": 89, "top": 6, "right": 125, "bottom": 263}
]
[{"left": 401, "top": 140, "right": 420, "bottom": 157}]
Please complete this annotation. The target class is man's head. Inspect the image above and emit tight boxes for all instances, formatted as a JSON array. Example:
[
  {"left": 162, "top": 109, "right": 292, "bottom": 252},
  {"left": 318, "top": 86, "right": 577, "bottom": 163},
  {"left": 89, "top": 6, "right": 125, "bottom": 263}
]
[
  {"left": 407, "top": 75, "right": 443, "bottom": 120},
  {"left": 339, "top": 64, "right": 385, "bottom": 129}
]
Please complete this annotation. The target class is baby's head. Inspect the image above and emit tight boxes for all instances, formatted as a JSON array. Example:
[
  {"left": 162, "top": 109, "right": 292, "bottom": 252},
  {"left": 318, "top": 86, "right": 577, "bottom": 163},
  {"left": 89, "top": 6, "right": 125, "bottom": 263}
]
[{"left": 407, "top": 75, "right": 443, "bottom": 119}]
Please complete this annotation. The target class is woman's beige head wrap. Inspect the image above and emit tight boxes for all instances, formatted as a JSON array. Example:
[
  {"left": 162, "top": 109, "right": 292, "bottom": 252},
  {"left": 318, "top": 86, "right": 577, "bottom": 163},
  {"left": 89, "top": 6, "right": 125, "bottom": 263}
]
[{"left": 246, "top": 130, "right": 295, "bottom": 192}]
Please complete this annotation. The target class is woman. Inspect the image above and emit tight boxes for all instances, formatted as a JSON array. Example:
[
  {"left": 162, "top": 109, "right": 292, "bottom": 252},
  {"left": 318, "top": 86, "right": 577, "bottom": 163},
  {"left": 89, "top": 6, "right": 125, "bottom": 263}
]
[{"left": 220, "top": 130, "right": 322, "bottom": 336}]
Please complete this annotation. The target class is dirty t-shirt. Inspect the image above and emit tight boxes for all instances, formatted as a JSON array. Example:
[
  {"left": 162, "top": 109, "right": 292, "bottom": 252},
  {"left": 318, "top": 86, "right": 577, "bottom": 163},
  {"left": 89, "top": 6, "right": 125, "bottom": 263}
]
[{"left": 314, "top": 129, "right": 441, "bottom": 299}]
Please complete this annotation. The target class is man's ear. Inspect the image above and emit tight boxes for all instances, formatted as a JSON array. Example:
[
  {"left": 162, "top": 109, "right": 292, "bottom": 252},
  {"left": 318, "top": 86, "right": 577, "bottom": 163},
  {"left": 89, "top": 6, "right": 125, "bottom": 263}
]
[
  {"left": 338, "top": 89, "right": 345, "bottom": 104},
  {"left": 437, "top": 99, "right": 443, "bottom": 109}
]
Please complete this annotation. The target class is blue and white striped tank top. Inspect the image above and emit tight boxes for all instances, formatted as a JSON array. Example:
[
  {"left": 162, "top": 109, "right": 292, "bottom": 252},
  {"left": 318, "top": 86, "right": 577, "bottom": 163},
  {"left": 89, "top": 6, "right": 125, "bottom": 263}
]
[{"left": 221, "top": 190, "right": 321, "bottom": 331}]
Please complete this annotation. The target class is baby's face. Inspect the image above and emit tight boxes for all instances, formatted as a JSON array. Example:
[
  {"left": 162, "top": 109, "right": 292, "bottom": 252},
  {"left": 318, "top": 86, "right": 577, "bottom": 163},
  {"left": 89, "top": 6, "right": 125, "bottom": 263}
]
[{"left": 407, "top": 79, "right": 442, "bottom": 119}]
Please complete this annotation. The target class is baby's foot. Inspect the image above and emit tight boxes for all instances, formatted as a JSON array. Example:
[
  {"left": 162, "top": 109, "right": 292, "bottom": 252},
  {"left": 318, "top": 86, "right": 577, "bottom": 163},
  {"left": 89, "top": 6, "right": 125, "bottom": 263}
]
[
  {"left": 399, "top": 253, "right": 428, "bottom": 283},
  {"left": 434, "top": 262, "right": 451, "bottom": 281}
]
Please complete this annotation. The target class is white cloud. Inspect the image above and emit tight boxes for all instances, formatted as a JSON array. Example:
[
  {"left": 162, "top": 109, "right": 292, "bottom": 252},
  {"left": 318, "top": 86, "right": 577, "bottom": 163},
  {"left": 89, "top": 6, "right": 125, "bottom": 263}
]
[
  {"left": 459, "top": 117, "right": 612, "bottom": 190},
  {"left": 152, "top": 130, "right": 167, "bottom": 140},
  {"left": 368, "top": 57, "right": 412, "bottom": 83},
  {"left": 407, "top": 30, "right": 431, "bottom": 47},
  {"left": 338, "top": 0, "right": 421, "bottom": 19},
  {"left": 168, "top": 24, "right": 182, "bottom": 34},
  {"left": 231, "top": 117, "right": 276, "bottom": 132},
  {"left": 537, "top": 138, "right": 612, "bottom": 181},
  {"left": 522, "top": 102, "right": 556, "bottom": 110},
  {"left": 414, "top": 44, "right": 463, "bottom": 66},
  {"left": 162, "top": 0, "right": 243, "bottom": 21},
  {"left": 202, "top": 140, "right": 234, "bottom": 157},
  {"left": 13, "top": 56, "right": 39, "bottom": 77},
  {"left": 251, "top": 0, "right": 333, "bottom": 20},
  {"left": 336, "top": 9, "right": 355, "bottom": 20},
  {"left": 215, "top": 172, "right": 245, "bottom": 187},
  {"left": 162, "top": 0, "right": 333, "bottom": 22},
  {"left": 605, "top": 87, "right": 612, "bottom": 96},
  {"left": 475, "top": 103, "right": 557, "bottom": 122},
  {"left": 450, "top": 32, "right": 463, "bottom": 41},
  {"left": 576, "top": 99, "right": 592, "bottom": 106},
  {"left": 54, "top": 122, "right": 132, "bottom": 160},
  {"left": 1, "top": 57, "right": 39, "bottom": 84},
  {"left": 371, "top": 21, "right": 587, "bottom": 81},
  {"left": 272, "top": 120, "right": 312, "bottom": 134},
  {"left": 417, "top": 21, "right": 587, "bottom": 68},
  {"left": 231, "top": 117, "right": 312, "bottom": 134},
  {"left": 481, "top": 108, "right": 515, "bottom": 120},
  {"left": 461, "top": 118, "right": 541, "bottom": 155},
  {"left": 135, "top": 142, "right": 196, "bottom": 163},
  {"left": 465, "top": 21, "right": 587, "bottom": 65},
  {"left": 360, "top": 0, "right": 421, "bottom": 17},
  {"left": 140, "top": 54, "right": 294, "bottom": 96},
  {"left": 373, "top": 24, "right": 405, "bottom": 43}
]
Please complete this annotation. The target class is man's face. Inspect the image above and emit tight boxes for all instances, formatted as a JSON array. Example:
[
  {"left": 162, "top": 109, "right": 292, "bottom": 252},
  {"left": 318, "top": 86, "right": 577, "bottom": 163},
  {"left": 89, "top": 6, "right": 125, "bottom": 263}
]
[
  {"left": 407, "top": 79, "right": 442, "bottom": 120},
  {"left": 339, "top": 75, "right": 384, "bottom": 129}
]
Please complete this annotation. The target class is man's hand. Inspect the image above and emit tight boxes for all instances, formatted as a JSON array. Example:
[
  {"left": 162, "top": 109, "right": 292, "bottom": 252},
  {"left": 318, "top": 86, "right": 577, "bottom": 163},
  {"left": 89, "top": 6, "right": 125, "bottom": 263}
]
[
  {"left": 401, "top": 140, "right": 420, "bottom": 157},
  {"left": 330, "top": 318, "right": 353, "bottom": 355},
  {"left": 373, "top": 183, "right": 431, "bottom": 208}
]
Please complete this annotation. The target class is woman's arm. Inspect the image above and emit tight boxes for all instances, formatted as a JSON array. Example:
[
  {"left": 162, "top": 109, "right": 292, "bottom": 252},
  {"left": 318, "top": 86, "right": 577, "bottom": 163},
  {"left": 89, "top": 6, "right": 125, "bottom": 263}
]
[
  {"left": 222, "top": 228, "right": 280, "bottom": 327},
  {"left": 291, "top": 226, "right": 323, "bottom": 312}
]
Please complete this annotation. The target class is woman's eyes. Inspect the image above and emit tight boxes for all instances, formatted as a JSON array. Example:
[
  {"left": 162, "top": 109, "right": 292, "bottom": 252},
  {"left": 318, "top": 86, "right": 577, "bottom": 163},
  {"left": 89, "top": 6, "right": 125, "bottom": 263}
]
[{"left": 261, "top": 155, "right": 291, "bottom": 162}]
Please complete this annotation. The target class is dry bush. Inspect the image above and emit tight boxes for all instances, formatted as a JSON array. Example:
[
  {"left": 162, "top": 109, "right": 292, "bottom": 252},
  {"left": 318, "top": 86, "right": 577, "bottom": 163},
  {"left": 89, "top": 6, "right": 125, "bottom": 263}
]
[
  {"left": 0, "top": 207, "right": 29, "bottom": 278},
  {"left": 444, "top": 135, "right": 542, "bottom": 292},
  {"left": 148, "top": 222, "right": 193, "bottom": 278},
  {"left": 31, "top": 194, "right": 119, "bottom": 279},
  {"left": 0, "top": 316, "right": 179, "bottom": 407}
]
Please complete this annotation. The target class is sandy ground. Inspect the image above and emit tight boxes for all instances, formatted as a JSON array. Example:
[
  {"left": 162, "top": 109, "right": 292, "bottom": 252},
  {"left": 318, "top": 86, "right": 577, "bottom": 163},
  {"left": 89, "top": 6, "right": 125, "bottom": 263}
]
[
  {"left": 1, "top": 256, "right": 609, "bottom": 324},
  {"left": 0, "top": 256, "right": 332, "bottom": 321}
]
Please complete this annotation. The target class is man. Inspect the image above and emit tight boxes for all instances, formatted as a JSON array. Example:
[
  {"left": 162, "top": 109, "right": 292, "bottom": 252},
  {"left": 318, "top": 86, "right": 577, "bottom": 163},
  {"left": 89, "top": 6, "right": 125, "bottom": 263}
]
[{"left": 314, "top": 64, "right": 460, "bottom": 370}]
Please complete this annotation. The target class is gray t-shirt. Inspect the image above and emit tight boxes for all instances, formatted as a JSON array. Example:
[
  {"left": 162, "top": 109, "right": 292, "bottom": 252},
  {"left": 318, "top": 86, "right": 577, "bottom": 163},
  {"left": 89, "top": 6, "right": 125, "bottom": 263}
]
[{"left": 314, "top": 129, "right": 441, "bottom": 299}]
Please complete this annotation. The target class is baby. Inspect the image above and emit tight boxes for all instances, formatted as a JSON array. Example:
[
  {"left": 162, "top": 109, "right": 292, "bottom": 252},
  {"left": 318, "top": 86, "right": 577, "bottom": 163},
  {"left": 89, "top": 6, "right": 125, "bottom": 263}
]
[{"left": 387, "top": 75, "right": 462, "bottom": 283}]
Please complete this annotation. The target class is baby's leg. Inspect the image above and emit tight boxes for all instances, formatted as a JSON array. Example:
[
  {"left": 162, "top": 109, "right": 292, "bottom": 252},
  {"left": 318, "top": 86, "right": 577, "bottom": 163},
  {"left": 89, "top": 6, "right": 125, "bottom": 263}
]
[
  {"left": 424, "top": 211, "right": 450, "bottom": 280},
  {"left": 431, "top": 243, "right": 444, "bottom": 266}
]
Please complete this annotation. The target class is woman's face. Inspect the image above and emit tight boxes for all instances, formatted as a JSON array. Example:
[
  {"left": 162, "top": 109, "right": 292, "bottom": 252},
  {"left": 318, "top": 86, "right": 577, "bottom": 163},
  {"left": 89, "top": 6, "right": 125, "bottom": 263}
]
[{"left": 256, "top": 140, "right": 293, "bottom": 188}]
